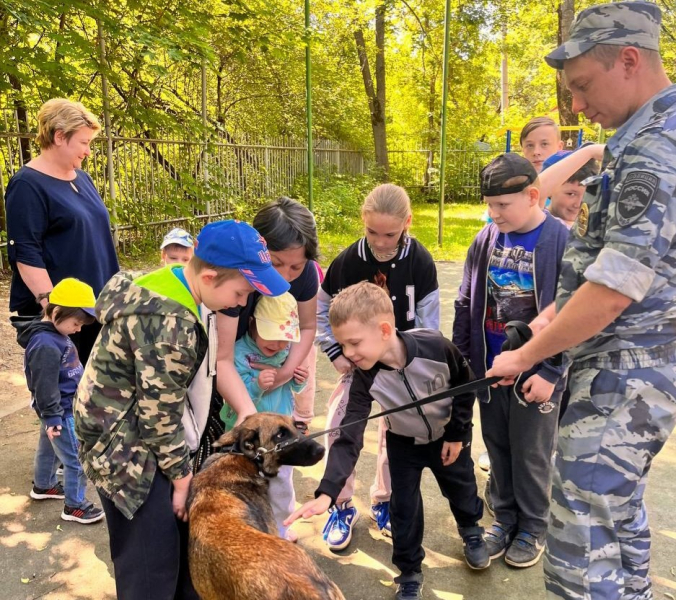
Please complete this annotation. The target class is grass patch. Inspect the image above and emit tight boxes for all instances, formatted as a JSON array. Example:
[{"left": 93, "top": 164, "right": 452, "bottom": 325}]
[{"left": 320, "top": 202, "right": 485, "bottom": 264}]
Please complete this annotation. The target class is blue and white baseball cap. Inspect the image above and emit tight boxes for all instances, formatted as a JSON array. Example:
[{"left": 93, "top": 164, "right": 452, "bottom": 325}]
[
  {"left": 161, "top": 227, "right": 195, "bottom": 249},
  {"left": 195, "top": 220, "right": 290, "bottom": 297}
]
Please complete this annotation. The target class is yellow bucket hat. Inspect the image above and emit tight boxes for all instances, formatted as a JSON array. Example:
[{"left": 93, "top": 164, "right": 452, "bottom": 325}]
[
  {"left": 253, "top": 292, "right": 300, "bottom": 343},
  {"left": 49, "top": 278, "right": 97, "bottom": 317}
]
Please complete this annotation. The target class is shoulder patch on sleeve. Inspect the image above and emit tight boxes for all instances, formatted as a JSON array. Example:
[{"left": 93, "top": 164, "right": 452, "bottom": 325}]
[{"left": 616, "top": 171, "right": 659, "bottom": 227}]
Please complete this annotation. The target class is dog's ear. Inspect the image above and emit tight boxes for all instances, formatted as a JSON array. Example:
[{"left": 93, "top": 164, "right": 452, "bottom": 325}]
[
  {"left": 237, "top": 428, "right": 260, "bottom": 460},
  {"left": 212, "top": 429, "right": 238, "bottom": 449}
]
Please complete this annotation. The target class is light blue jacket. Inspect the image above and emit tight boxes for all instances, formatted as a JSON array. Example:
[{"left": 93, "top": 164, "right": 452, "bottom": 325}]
[{"left": 222, "top": 333, "right": 306, "bottom": 430}]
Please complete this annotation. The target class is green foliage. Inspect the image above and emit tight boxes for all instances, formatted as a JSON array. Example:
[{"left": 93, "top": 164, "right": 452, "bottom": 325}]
[{"left": 291, "top": 172, "right": 376, "bottom": 234}]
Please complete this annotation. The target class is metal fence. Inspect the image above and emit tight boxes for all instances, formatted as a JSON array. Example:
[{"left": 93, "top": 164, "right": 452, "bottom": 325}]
[
  {"left": 388, "top": 139, "right": 501, "bottom": 203},
  {"left": 0, "top": 110, "right": 365, "bottom": 265}
]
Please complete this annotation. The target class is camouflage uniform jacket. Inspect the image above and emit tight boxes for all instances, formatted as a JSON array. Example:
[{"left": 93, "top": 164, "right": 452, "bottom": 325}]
[
  {"left": 557, "top": 84, "right": 676, "bottom": 367},
  {"left": 74, "top": 266, "right": 208, "bottom": 519}
]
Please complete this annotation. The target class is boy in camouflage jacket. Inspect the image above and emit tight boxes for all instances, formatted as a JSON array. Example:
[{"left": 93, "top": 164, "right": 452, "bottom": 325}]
[{"left": 74, "top": 220, "right": 289, "bottom": 600}]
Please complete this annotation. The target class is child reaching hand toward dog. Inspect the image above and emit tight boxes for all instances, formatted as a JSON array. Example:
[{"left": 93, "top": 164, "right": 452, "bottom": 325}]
[{"left": 287, "top": 281, "right": 487, "bottom": 600}]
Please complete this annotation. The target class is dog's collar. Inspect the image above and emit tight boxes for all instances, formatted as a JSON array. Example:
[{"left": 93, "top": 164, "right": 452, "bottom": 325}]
[{"left": 216, "top": 438, "right": 300, "bottom": 460}]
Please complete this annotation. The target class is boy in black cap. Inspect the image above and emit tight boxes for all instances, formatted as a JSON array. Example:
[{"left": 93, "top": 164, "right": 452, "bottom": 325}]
[{"left": 452, "top": 153, "right": 569, "bottom": 568}]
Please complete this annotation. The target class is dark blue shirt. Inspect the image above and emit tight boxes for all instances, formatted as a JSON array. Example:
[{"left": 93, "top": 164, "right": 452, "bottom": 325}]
[
  {"left": 485, "top": 223, "right": 544, "bottom": 367},
  {"left": 6, "top": 166, "right": 119, "bottom": 312}
]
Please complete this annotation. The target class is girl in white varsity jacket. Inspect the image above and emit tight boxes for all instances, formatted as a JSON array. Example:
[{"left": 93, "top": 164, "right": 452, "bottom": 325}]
[{"left": 316, "top": 183, "right": 440, "bottom": 551}]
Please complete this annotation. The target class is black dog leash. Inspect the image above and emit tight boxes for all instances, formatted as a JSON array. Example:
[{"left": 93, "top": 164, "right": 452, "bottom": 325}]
[
  {"left": 213, "top": 322, "right": 532, "bottom": 457},
  {"left": 291, "top": 321, "right": 533, "bottom": 450}
]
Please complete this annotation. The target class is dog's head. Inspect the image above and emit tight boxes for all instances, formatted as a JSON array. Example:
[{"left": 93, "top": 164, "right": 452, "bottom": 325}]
[{"left": 212, "top": 413, "right": 325, "bottom": 477}]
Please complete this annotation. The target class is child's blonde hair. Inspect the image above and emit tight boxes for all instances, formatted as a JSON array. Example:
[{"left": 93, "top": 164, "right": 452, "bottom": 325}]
[
  {"left": 362, "top": 184, "right": 412, "bottom": 230},
  {"left": 329, "top": 282, "right": 394, "bottom": 329},
  {"left": 36, "top": 99, "right": 101, "bottom": 149}
]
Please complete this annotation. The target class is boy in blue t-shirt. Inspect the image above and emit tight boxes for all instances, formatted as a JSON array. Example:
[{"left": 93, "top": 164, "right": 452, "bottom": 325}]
[{"left": 453, "top": 153, "right": 569, "bottom": 569}]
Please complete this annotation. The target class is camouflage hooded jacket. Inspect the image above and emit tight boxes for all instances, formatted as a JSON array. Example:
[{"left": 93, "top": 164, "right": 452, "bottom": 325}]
[{"left": 74, "top": 267, "right": 208, "bottom": 519}]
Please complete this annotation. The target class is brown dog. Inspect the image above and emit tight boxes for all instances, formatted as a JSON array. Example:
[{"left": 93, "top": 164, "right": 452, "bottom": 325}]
[{"left": 187, "top": 413, "right": 345, "bottom": 600}]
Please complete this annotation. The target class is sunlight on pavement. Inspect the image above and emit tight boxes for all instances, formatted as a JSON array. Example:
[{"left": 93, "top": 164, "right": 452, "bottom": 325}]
[
  {"left": 49, "top": 538, "right": 115, "bottom": 599},
  {"left": 0, "top": 491, "right": 29, "bottom": 515},
  {"left": 1, "top": 525, "right": 51, "bottom": 551},
  {"left": 653, "top": 576, "right": 676, "bottom": 591},
  {"left": 431, "top": 590, "right": 464, "bottom": 599},
  {"left": 422, "top": 546, "right": 466, "bottom": 569}
]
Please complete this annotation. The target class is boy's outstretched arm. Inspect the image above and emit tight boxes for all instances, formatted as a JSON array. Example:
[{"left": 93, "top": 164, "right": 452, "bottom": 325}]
[
  {"left": 286, "top": 371, "right": 373, "bottom": 527},
  {"left": 284, "top": 494, "right": 332, "bottom": 525},
  {"left": 538, "top": 144, "right": 605, "bottom": 198}
]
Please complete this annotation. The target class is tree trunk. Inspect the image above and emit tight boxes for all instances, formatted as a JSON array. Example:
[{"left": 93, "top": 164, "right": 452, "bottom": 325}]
[
  {"left": 425, "top": 70, "right": 437, "bottom": 188},
  {"left": 354, "top": 4, "right": 389, "bottom": 180},
  {"left": 557, "top": 0, "right": 578, "bottom": 146}
]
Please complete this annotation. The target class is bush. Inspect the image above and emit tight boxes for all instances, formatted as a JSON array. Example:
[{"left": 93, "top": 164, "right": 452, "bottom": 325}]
[{"left": 291, "top": 173, "right": 378, "bottom": 234}]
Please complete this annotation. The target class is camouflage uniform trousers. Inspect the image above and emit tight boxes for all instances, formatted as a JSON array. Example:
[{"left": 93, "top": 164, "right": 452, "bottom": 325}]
[{"left": 544, "top": 361, "right": 676, "bottom": 600}]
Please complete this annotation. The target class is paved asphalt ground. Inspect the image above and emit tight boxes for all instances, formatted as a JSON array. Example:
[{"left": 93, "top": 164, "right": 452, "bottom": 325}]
[{"left": 1, "top": 262, "right": 675, "bottom": 599}]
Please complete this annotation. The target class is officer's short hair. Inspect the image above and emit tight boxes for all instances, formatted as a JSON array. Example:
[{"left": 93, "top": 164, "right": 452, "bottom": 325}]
[{"left": 584, "top": 44, "right": 662, "bottom": 70}]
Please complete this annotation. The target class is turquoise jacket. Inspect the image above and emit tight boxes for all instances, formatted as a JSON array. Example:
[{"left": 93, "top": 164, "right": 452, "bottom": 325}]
[{"left": 221, "top": 333, "right": 306, "bottom": 430}]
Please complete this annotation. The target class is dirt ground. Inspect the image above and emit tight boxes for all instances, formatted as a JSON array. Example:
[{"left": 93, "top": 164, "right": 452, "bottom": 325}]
[{"left": 1, "top": 264, "right": 675, "bottom": 600}]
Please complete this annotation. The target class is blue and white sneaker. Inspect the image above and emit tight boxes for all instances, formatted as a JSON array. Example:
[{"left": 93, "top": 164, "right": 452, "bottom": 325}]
[
  {"left": 322, "top": 499, "right": 359, "bottom": 551},
  {"left": 370, "top": 501, "right": 392, "bottom": 538}
]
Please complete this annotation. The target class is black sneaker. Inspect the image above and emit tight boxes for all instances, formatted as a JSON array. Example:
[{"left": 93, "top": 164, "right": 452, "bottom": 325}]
[
  {"left": 394, "top": 574, "right": 423, "bottom": 600},
  {"left": 505, "top": 530, "right": 545, "bottom": 568},
  {"left": 484, "top": 522, "right": 516, "bottom": 559},
  {"left": 30, "top": 483, "right": 65, "bottom": 500},
  {"left": 483, "top": 476, "right": 494, "bottom": 517},
  {"left": 61, "top": 503, "right": 105, "bottom": 524},
  {"left": 462, "top": 533, "right": 490, "bottom": 569}
]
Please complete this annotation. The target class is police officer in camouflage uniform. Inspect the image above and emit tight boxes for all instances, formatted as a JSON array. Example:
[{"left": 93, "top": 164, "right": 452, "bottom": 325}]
[{"left": 488, "top": 2, "right": 676, "bottom": 598}]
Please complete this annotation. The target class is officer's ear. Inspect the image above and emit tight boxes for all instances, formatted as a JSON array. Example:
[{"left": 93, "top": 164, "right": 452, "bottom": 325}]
[{"left": 618, "top": 46, "right": 640, "bottom": 77}]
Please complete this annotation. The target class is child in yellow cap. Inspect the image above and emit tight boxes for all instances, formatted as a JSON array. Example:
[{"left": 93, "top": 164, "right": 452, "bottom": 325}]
[
  {"left": 223, "top": 291, "right": 309, "bottom": 542},
  {"left": 12, "top": 278, "right": 104, "bottom": 524}
]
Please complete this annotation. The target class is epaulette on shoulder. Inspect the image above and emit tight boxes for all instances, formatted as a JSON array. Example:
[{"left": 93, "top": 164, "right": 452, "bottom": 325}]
[
  {"left": 663, "top": 112, "right": 676, "bottom": 133},
  {"left": 636, "top": 116, "right": 666, "bottom": 138}
]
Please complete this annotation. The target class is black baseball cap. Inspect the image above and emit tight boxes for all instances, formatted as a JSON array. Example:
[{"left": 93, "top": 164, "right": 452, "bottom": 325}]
[{"left": 480, "top": 153, "right": 538, "bottom": 197}]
